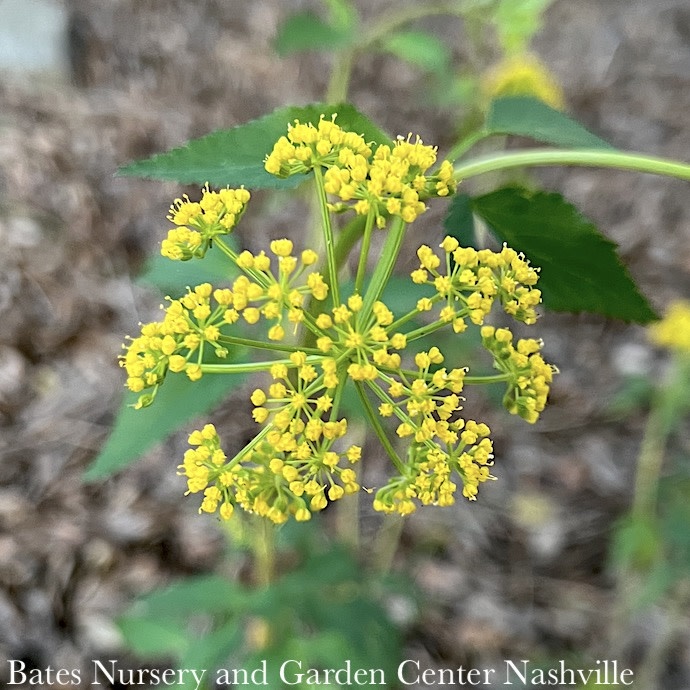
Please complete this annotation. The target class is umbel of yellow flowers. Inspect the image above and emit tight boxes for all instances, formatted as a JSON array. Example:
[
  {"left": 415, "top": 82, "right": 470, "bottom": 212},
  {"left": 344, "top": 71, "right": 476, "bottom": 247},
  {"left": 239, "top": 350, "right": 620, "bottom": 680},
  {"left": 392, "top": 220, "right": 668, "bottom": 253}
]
[{"left": 121, "top": 115, "right": 556, "bottom": 524}]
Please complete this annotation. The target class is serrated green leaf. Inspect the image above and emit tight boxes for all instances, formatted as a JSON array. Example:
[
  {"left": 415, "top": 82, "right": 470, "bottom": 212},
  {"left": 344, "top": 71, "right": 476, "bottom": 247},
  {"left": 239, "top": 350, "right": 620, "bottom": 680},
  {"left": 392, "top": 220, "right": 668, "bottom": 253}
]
[
  {"left": 85, "top": 358, "right": 245, "bottom": 480},
  {"left": 138, "top": 243, "right": 238, "bottom": 298},
  {"left": 118, "top": 616, "right": 189, "bottom": 657},
  {"left": 470, "top": 187, "right": 657, "bottom": 322},
  {"left": 118, "top": 103, "right": 392, "bottom": 188},
  {"left": 487, "top": 96, "right": 614, "bottom": 150},
  {"left": 274, "top": 11, "right": 354, "bottom": 56},
  {"left": 381, "top": 30, "right": 451, "bottom": 73}
]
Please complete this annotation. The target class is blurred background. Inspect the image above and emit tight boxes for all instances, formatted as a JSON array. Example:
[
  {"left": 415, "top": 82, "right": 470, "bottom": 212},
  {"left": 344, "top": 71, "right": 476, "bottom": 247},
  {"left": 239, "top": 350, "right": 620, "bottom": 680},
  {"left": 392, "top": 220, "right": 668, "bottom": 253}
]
[{"left": 1, "top": 0, "right": 689, "bottom": 688}]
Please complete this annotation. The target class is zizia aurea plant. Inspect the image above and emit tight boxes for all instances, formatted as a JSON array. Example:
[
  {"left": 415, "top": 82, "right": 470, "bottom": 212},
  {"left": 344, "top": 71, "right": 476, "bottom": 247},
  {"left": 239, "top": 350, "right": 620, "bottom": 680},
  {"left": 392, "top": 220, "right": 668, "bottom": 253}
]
[{"left": 121, "top": 115, "right": 555, "bottom": 524}]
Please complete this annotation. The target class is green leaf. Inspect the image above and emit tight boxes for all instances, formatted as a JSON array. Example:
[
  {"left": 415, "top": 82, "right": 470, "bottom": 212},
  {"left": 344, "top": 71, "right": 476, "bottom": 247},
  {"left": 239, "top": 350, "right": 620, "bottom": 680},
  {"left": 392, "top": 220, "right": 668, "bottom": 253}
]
[
  {"left": 274, "top": 11, "right": 354, "bottom": 56},
  {"left": 137, "top": 243, "right": 238, "bottom": 298},
  {"left": 442, "top": 192, "right": 476, "bottom": 247},
  {"left": 470, "top": 187, "right": 657, "bottom": 322},
  {"left": 118, "top": 103, "right": 392, "bottom": 189},
  {"left": 130, "top": 575, "right": 245, "bottom": 620},
  {"left": 381, "top": 31, "right": 451, "bottom": 73},
  {"left": 606, "top": 375, "right": 654, "bottom": 418},
  {"left": 493, "top": 0, "right": 553, "bottom": 53},
  {"left": 118, "top": 616, "right": 188, "bottom": 657},
  {"left": 85, "top": 357, "right": 246, "bottom": 480},
  {"left": 178, "top": 622, "right": 243, "bottom": 688},
  {"left": 611, "top": 515, "right": 662, "bottom": 571},
  {"left": 487, "top": 96, "right": 615, "bottom": 150}
]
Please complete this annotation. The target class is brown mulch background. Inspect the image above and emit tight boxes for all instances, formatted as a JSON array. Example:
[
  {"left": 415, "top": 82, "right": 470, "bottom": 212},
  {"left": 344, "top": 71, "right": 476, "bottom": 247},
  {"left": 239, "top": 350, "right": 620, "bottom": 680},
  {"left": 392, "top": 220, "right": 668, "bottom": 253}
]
[{"left": 1, "top": 1, "right": 689, "bottom": 688}]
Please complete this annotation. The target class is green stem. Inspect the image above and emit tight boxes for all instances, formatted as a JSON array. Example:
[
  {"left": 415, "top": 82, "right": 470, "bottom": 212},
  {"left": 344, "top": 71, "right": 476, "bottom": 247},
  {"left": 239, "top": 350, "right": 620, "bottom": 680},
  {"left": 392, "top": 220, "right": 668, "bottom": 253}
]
[
  {"left": 631, "top": 355, "right": 690, "bottom": 518},
  {"left": 454, "top": 149, "right": 690, "bottom": 183},
  {"left": 254, "top": 518, "right": 275, "bottom": 587},
  {"left": 214, "top": 237, "right": 270, "bottom": 288},
  {"left": 355, "top": 208, "right": 376, "bottom": 294},
  {"left": 334, "top": 214, "right": 367, "bottom": 268},
  {"left": 313, "top": 167, "right": 341, "bottom": 306},
  {"left": 200, "top": 354, "right": 322, "bottom": 375},
  {"left": 212, "top": 236, "right": 237, "bottom": 262},
  {"left": 325, "top": 1, "right": 471, "bottom": 106},
  {"left": 385, "top": 367, "right": 509, "bottom": 385},
  {"left": 362, "top": 216, "right": 406, "bottom": 316},
  {"left": 326, "top": 49, "right": 355, "bottom": 104},
  {"left": 463, "top": 373, "right": 509, "bottom": 384},
  {"left": 445, "top": 128, "right": 490, "bottom": 163},
  {"left": 402, "top": 318, "right": 447, "bottom": 343},
  {"left": 217, "top": 334, "right": 319, "bottom": 356},
  {"left": 358, "top": 1, "right": 471, "bottom": 51},
  {"left": 355, "top": 381, "right": 406, "bottom": 474},
  {"left": 372, "top": 514, "right": 405, "bottom": 575}
]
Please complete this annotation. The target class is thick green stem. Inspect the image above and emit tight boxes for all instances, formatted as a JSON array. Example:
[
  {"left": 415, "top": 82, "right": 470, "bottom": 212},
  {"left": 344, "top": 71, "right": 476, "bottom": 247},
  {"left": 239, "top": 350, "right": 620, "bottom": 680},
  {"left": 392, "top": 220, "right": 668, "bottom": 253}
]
[
  {"left": 326, "top": 49, "right": 355, "bottom": 104},
  {"left": 313, "top": 167, "right": 341, "bottom": 306},
  {"left": 454, "top": 149, "right": 690, "bottom": 183},
  {"left": 355, "top": 381, "right": 406, "bottom": 474},
  {"left": 254, "top": 519, "right": 275, "bottom": 587},
  {"left": 355, "top": 209, "right": 376, "bottom": 294},
  {"left": 631, "top": 355, "right": 690, "bottom": 519},
  {"left": 372, "top": 514, "right": 405, "bottom": 575},
  {"left": 362, "top": 216, "right": 407, "bottom": 316},
  {"left": 334, "top": 214, "right": 367, "bottom": 268},
  {"left": 445, "top": 128, "right": 490, "bottom": 163}
]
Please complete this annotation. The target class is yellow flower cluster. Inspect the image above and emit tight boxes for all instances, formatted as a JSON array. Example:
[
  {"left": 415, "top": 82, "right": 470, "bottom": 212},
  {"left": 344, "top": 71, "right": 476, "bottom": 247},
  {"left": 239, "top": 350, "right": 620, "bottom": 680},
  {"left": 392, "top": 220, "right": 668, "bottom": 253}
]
[
  {"left": 265, "top": 115, "right": 456, "bottom": 227},
  {"left": 161, "top": 186, "right": 250, "bottom": 260},
  {"left": 125, "top": 118, "right": 558, "bottom": 524},
  {"left": 179, "top": 352, "right": 361, "bottom": 524},
  {"left": 480, "top": 325, "right": 556, "bottom": 423},
  {"left": 122, "top": 239, "right": 329, "bottom": 408},
  {"left": 648, "top": 300, "right": 690, "bottom": 354},
  {"left": 309, "top": 293, "right": 409, "bottom": 378},
  {"left": 371, "top": 345, "right": 495, "bottom": 511},
  {"left": 374, "top": 418, "right": 494, "bottom": 513},
  {"left": 231, "top": 238, "right": 327, "bottom": 341},
  {"left": 121, "top": 283, "right": 226, "bottom": 408},
  {"left": 412, "top": 237, "right": 542, "bottom": 329}
]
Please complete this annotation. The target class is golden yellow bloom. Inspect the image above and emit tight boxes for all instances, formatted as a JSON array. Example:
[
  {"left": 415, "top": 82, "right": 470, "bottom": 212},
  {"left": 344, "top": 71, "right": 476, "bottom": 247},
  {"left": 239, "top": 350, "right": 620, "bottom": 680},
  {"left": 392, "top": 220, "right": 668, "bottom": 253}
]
[
  {"left": 648, "top": 300, "right": 690, "bottom": 353},
  {"left": 483, "top": 53, "right": 565, "bottom": 110}
]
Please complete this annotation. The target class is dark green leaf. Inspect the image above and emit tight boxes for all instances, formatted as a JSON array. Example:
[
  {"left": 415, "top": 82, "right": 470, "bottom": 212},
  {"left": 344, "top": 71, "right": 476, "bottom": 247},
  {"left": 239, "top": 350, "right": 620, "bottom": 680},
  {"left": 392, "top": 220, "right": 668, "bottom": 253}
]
[
  {"left": 85, "top": 355, "right": 246, "bottom": 480},
  {"left": 606, "top": 375, "right": 654, "bottom": 418},
  {"left": 117, "top": 616, "right": 188, "bottom": 657},
  {"left": 118, "top": 103, "right": 392, "bottom": 189},
  {"left": 611, "top": 515, "right": 662, "bottom": 571},
  {"left": 274, "top": 11, "right": 354, "bottom": 56},
  {"left": 381, "top": 31, "right": 451, "bottom": 73},
  {"left": 471, "top": 187, "right": 657, "bottom": 322},
  {"left": 138, "top": 243, "right": 238, "bottom": 298},
  {"left": 487, "top": 96, "right": 614, "bottom": 150},
  {"left": 129, "top": 575, "right": 245, "bottom": 620},
  {"left": 442, "top": 192, "right": 476, "bottom": 247},
  {"left": 178, "top": 622, "right": 242, "bottom": 689}
]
